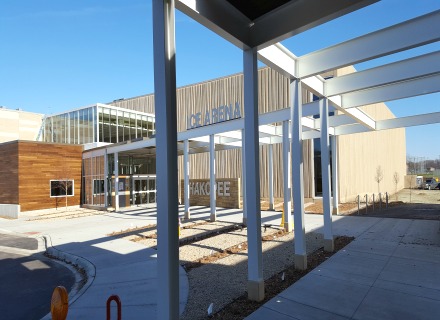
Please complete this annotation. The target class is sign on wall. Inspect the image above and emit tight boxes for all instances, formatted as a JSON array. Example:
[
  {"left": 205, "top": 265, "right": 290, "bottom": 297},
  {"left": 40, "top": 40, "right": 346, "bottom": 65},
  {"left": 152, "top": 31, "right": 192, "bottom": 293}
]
[
  {"left": 187, "top": 102, "right": 241, "bottom": 129},
  {"left": 181, "top": 178, "right": 241, "bottom": 209}
]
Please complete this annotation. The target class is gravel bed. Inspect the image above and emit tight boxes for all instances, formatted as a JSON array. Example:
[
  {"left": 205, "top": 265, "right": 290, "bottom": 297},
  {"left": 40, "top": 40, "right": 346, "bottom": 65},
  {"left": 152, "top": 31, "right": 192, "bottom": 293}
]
[
  {"left": 180, "top": 231, "right": 324, "bottom": 320},
  {"left": 179, "top": 228, "right": 248, "bottom": 264}
]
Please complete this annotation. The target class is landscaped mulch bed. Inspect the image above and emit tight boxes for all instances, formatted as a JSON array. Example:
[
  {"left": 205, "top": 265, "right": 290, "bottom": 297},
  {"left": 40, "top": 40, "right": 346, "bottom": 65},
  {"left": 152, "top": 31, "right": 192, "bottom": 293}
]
[{"left": 211, "top": 236, "right": 354, "bottom": 319}]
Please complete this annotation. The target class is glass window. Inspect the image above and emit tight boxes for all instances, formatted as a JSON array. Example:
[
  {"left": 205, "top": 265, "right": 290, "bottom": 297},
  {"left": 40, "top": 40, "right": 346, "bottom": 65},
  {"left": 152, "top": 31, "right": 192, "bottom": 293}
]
[
  {"left": 93, "top": 179, "right": 105, "bottom": 195},
  {"left": 110, "top": 109, "right": 117, "bottom": 143},
  {"left": 130, "top": 113, "right": 136, "bottom": 140},
  {"left": 117, "top": 111, "right": 124, "bottom": 143},
  {"left": 50, "top": 180, "right": 74, "bottom": 197}
]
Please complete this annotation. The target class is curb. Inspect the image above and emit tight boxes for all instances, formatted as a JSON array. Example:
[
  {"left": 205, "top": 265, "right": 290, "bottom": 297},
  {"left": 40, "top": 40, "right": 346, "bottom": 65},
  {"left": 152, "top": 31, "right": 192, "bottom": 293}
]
[{"left": 40, "top": 235, "right": 96, "bottom": 320}]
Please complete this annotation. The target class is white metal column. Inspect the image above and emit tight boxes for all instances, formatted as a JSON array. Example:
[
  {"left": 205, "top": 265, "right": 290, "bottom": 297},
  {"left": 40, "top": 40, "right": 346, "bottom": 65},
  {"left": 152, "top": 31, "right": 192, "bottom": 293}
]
[
  {"left": 241, "top": 129, "right": 247, "bottom": 225},
  {"left": 320, "top": 98, "right": 334, "bottom": 252},
  {"left": 209, "top": 134, "right": 216, "bottom": 222},
  {"left": 184, "top": 139, "right": 190, "bottom": 220},
  {"left": 114, "top": 152, "right": 119, "bottom": 211},
  {"left": 153, "top": 0, "right": 179, "bottom": 318},
  {"left": 282, "top": 120, "right": 293, "bottom": 232},
  {"left": 291, "top": 80, "right": 307, "bottom": 270},
  {"left": 104, "top": 150, "right": 108, "bottom": 208},
  {"left": 331, "top": 135, "right": 339, "bottom": 215},
  {"left": 243, "top": 47, "right": 264, "bottom": 301},
  {"left": 268, "top": 144, "right": 274, "bottom": 211}
]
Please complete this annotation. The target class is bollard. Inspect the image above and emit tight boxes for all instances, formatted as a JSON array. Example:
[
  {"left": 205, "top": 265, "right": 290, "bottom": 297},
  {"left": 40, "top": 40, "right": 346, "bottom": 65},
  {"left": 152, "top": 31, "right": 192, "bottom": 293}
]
[
  {"left": 51, "top": 286, "right": 69, "bottom": 320},
  {"left": 372, "top": 194, "right": 375, "bottom": 211},
  {"left": 357, "top": 195, "right": 360, "bottom": 215},
  {"left": 365, "top": 194, "right": 368, "bottom": 214},
  {"left": 280, "top": 208, "right": 285, "bottom": 227},
  {"left": 386, "top": 192, "right": 388, "bottom": 209},
  {"left": 106, "top": 295, "right": 122, "bottom": 320},
  {"left": 379, "top": 193, "right": 382, "bottom": 210}
]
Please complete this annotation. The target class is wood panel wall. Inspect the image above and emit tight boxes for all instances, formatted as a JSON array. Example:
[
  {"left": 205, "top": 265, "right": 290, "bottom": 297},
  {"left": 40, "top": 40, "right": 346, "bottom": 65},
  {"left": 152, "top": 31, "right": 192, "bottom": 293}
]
[
  {"left": 0, "top": 141, "right": 19, "bottom": 204},
  {"left": 18, "top": 141, "right": 83, "bottom": 211}
]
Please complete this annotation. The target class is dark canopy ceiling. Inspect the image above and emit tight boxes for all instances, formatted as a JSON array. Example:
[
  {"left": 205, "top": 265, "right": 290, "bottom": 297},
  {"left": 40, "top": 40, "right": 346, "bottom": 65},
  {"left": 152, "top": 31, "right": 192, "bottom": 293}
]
[{"left": 226, "top": 0, "right": 293, "bottom": 21}]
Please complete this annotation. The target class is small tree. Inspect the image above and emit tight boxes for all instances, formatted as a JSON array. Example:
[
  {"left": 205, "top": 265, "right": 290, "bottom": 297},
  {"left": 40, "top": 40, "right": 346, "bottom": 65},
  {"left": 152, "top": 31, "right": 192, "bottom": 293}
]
[
  {"left": 58, "top": 178, "right": 73, "bottom": 210},
  {"left": 374, "top": 165, "right": 384, "bottom": 193},
  {"left": 393, "top": 172, "right": 400, "bottom": 200},
  {"left": 405, "top": 175, "right": 413, "bottom": 203}
]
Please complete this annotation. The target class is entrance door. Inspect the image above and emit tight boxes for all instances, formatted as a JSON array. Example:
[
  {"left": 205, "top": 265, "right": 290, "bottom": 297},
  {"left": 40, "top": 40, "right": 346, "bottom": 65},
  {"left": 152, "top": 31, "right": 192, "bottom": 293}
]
[{"left": 132, "top": 175, "right": 156, "bottom": 205}]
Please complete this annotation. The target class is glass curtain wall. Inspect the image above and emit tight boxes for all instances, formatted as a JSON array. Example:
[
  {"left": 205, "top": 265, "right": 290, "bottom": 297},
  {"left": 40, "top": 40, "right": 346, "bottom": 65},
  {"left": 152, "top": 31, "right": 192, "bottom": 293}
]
[
  {"left": 98, "top": 106, "right": 155, "bottom": 144},
  {"left": 83, "top": 154, "right": 156, "bottom": 208},
  {"left": 44, "top": 107, "right": 95, "bottom": 144},
  {"left": 83, "top": 155, "right": 106, "bottom": 206},
  {"left": 44, "top": 105, "right": 155, "bottom": 145}
]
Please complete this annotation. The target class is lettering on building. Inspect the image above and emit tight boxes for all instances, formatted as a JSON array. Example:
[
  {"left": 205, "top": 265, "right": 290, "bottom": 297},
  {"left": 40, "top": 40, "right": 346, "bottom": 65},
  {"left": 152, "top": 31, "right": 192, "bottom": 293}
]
[
  {"left": 187, "top": 102, "right": 241, "bottom": 129},
  {"left": 189, "top": 181, "right": 231, "bottom": 196}
]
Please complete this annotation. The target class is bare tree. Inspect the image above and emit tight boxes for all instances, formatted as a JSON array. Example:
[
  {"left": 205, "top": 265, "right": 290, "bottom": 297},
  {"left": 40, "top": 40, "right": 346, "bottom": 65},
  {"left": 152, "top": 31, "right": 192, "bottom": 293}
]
[
  {"left": 405, "top": 175, "right": 413, "bottom": 203},
  {"left": 58, "top": 178, "right": 73, "bottom": 210},
  {"left": 374, "top": 165, "right": 384, "bottom": 193},
  {"left": 54, "top": 162, "right": 74, "bottom": 211},
  {"left": 393, "top": 172, "right": 400, "bottom": 200}
]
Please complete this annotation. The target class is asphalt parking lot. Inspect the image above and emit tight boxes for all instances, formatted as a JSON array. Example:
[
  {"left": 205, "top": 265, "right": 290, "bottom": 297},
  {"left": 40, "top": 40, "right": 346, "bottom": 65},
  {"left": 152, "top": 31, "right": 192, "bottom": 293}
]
[{"left": 0, "top": 233, "right": 75, "bottom": 320}]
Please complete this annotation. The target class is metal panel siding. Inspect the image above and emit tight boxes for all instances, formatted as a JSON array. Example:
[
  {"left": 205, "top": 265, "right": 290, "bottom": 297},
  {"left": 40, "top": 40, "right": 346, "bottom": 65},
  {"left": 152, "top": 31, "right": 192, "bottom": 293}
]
[{"left": 111, "top": 66, "right": 405, "bottom": 202}]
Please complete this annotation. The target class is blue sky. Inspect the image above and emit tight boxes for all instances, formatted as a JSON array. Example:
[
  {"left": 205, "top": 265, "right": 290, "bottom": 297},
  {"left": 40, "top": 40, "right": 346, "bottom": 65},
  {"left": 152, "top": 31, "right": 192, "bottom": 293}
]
[{"left": 0, "top": 0, "right": 439, "bottom": 159}]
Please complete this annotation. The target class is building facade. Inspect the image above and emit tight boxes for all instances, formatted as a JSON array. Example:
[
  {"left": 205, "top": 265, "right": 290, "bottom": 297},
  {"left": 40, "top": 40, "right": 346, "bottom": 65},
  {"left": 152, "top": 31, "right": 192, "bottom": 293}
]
[{"left": 0, "top": 66, "right": 406, "bottom": 214}]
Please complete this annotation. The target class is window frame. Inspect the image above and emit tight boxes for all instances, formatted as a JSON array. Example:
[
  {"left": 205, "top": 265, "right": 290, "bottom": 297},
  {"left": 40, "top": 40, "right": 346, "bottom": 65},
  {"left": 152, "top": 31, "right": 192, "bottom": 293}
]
[{"left": 50, "top": 179, "right": 75, "bottom": 198}]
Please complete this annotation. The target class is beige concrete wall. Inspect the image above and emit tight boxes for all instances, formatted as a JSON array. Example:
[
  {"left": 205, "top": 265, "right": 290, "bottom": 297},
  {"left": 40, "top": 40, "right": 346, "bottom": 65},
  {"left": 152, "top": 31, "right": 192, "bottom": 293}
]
[
  {"left": 334, "top": 67, "right": 406, "bottom": 202},
  {"left": 0, "top": 108, "right": 43, "bottom": 143}
]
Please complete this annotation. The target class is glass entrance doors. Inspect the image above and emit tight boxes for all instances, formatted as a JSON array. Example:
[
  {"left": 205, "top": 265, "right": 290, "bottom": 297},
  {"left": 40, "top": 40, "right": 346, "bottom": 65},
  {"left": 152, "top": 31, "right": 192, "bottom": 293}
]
[{"left": 132, "top": 175, "right": 156, "bottom": 205}]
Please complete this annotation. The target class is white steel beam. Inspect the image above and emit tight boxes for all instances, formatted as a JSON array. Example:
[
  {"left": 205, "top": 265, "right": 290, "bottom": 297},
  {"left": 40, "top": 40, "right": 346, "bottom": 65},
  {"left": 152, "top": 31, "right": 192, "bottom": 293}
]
[
  {"left": 335, "top": 112, "right": 440, "bottom": 136},
  {"left": 326, "top": 51, "right": 440, "bottom": 96},
  {"left": 303, "top": 127, "right": 335, "bottom": 140},
  {"left": 258, "top": 43, "right": 296, "bottom": 79},
  {"left": 243, "top": 47, "right": 264, "bottom": 301},
  {"left": 341, "top": 74, "right": 440, "bottom": 109},
  {"left": 105, "top": 138, "right": 156, "bottom": 154},
  {"left": 331, "top": 136, "right": 339, "bottom": 215},
  {"left": 176, "top": 0, "right": 250, "bottom": 49},
  {"left": 282, "top": 121, "right": 292, "bottom": 232},
  {"left": 268, "top": 144, "right": 274, "bottom": 211},
  {"left": 376, "top": 112, "right": 440, "bottom": 130},
  {"left": 328, "top": 115, "right": 357, "bottom": 127},
  {"left": 302, "top": 75, "right": 325, "bottom": 97},
  {"left": 241, "top": 128, "right": 247, "bottom": 225},
  {"left": 250, "top": 0, "right": 377, "bottom": 49},
  {"left": 104, "top": 150, "right": 108, "bottom": 208},
  {"left": 183, "top": 140, "right": 190, "bottom": 220},
  {"left": 291, "top": 79, "right": 307, "bottom": 270},
  {"left": 320, "top": 99, "right": 334, "bottom": 252},
  {"left": 153, "top": 0, "right": 179, "bottom": 318},
  {"left": 298, "top": 10, "right": 440, "bottom": 77},
  {"left": 178, "top": 117, "right": 243, "bottom": 141},
  {"left": 209, "top": 134, "right": 216, "bottom": 222},
  {"left": 334, "top": 124, "right": 369, "bottom": 136},
  {"left": 329, "top": 97, "right": 376, "bottom": 130},
  {"left": 114, "top": 152, "right": 119, "bottom": 211}
]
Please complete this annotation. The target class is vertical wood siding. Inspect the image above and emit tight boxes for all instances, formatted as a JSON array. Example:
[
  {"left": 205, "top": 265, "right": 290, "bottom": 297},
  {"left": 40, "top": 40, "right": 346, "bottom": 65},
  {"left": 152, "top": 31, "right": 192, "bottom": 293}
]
[{"left": 111, "top": 66, "right": 405, "bottom": 202}]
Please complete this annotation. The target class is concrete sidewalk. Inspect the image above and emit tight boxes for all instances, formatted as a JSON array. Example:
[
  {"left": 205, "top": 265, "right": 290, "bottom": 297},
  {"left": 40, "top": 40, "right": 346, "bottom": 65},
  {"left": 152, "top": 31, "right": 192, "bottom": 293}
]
[
  {"left": 247, "top": 218, "right": 440, "bottom": 320},
  {"left": 2, "top": 205, "right": 440, "bottom": 319},
  {"left": 1, "top": 205, "right": 190, "bottom": 318}
]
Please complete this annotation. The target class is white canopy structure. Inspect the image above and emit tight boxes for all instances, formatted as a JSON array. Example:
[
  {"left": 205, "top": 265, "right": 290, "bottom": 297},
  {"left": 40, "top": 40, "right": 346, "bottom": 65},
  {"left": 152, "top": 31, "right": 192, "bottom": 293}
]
[{"left": 146, "top": 1, "right": 440, "bottom": 318}]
